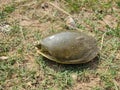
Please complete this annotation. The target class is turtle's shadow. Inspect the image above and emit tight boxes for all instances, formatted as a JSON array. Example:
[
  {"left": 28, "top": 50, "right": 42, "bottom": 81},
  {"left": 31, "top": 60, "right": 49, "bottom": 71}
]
[{"left": 42, "top": 55, "right": 100, "bottom": 72}]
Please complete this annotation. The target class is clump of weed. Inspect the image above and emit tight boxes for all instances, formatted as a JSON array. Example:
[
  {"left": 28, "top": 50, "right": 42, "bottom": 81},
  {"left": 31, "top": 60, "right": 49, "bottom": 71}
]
[
  {"left": 65, "top": 0, "right": 81, "bottom": 13},
  {"left": 116, "top": 1, "right": 120, "bottom": 8},
  {"left": 0, "top": 4, "right": 15, "bottom": 20}
]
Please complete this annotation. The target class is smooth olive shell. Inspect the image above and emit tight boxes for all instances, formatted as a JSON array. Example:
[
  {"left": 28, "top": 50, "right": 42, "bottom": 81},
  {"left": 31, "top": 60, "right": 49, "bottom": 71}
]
[{"left": 36, "top": 31, "right": 99, "bottom": 64}]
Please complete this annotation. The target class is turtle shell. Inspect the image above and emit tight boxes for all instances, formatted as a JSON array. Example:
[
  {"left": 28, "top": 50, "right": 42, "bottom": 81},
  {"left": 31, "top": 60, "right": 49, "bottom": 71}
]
[{"left": 36, "top": 31, "right": 99, "bottom": 64}]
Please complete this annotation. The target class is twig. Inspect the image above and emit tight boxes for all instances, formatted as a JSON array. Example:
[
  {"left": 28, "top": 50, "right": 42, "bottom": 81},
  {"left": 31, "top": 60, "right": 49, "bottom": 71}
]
[
  {"left": 19, "top": 26, "right": 26, "bottom": 50},
  {"left": 0, "top": 56, "right": 8, "bottom": 60},
  {"left": 47, "top": 2, "right": 71, "bottom": 16},
  {"left": 100, "top": 32, "right": 106, "bottom": 50},
  {"left": 20, "top": 26, "right": 25, "bottom": 42},
  {"left": 19, "top": 5, "right": 25, "bottom": 43}
]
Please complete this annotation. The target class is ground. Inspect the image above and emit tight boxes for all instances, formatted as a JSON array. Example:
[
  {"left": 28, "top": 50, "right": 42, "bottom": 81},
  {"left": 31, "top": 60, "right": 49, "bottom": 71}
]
[{"left": 0, "top": 0, "right": 120, "bottom": 90}]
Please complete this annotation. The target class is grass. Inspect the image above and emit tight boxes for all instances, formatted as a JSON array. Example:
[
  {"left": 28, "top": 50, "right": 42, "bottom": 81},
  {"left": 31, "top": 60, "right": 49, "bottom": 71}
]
[
  {"left": 0, "top": 0, "right": 120, "bottom": 90},
  {"left": 0, "top": 4, "right": 15, "bottom": 20}
]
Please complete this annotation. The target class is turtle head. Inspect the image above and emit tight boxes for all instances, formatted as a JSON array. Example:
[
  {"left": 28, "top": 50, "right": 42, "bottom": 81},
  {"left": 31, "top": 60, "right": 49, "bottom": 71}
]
[
  {"left": 34, "top": 41, "right": 42, "bottom": 49},
  {"left": 34, "top": 40, "right": 49, "bottom": 53}
]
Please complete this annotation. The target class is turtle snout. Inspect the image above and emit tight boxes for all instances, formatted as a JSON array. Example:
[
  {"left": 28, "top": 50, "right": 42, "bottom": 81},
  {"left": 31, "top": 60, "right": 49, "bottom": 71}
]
[{"left": 34, "top": 41, "right": 42, "bottom": 49}]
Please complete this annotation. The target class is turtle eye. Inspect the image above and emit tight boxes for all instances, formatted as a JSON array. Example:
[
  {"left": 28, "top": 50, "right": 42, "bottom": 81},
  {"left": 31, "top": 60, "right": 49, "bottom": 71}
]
[{"left": 34, "top": 41, "right": 43, "bottom": 49}]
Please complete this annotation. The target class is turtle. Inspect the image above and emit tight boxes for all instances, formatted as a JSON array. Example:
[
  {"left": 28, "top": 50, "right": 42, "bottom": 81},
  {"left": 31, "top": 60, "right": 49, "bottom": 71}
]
[{"left": 35, "top": 31, "right": 99, "bottom": 64}]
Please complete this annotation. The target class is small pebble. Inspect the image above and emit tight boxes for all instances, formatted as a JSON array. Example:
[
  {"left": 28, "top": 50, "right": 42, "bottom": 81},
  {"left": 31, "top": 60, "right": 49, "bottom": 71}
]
[
  {"left": 71, "top": 73, "right": 78, "bottom": 81},
  {"left": 65, "top": 16, "right": 77, "bottom": 29},
  {"left": 0, "top": 24, "right": 12, "bottom": 33},
  {"left": 41, "top": 3, "right": 49, "bottom": 10}
]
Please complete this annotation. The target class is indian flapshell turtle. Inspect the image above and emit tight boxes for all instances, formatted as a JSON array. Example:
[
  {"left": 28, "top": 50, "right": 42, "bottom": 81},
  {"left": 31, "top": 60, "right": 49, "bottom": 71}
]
[{"left": 36, "top": 31, "right": 99, "bottom": 64}]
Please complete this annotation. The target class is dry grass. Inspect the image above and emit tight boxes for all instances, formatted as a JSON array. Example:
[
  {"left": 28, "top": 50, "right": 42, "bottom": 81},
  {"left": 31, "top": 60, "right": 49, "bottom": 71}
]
[{"left": 0, "top": 0, "right": 120, "bottom": 90}]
